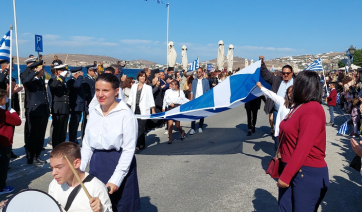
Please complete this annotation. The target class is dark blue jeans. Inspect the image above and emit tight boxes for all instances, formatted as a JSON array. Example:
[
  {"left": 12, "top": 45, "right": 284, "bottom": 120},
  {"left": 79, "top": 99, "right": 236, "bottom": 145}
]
[{"left": 191, "top": 118, "right": 204, "bottom": 130}]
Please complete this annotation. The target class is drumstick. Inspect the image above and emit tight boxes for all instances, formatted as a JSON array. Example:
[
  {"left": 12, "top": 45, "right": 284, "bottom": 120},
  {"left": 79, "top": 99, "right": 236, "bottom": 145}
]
[{"left": 64, "top": 156, "right": 92, "bottom": 200}]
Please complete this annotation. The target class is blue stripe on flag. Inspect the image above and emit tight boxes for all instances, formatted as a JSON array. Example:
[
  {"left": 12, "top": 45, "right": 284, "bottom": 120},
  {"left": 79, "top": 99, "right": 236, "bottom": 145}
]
[
  {"left": 180, "top": 89, "right": 215, "bottom": 112},
  {"left": 230, "top": 67, "right": 261, "bottom": 103},
  {"left": 305, "top": 58, "right": 323, "bottom": 71}
]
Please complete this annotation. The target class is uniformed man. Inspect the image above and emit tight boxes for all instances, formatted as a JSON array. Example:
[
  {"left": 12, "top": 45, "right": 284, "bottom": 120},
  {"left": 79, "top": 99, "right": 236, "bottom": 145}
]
[
  {"left": 20, "top": 57, "right": 38, "bottom": 152},
  {"left": 80, "top": 65, "right": 97, "bottom": 140},
  {"left": 48, "top": 64, "right": 70, "bottom": 148},
  {"left": 67, "top": 67, "right": 85, "bottom": 144},
  {"left": 22, "top": 60, "right": 49, "bottom": 166}
]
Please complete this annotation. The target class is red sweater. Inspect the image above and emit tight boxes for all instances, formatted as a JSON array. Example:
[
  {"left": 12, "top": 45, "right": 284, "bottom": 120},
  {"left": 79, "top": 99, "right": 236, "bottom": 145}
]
[
  {"left": 279, "top": 101, "right": 327, "bottom": 184},
  {"left": 0, "top": 108, "right": 22, "bottom": 147},
  {"left": 327, "top": 88, "right": 337, "bottom": 106}
]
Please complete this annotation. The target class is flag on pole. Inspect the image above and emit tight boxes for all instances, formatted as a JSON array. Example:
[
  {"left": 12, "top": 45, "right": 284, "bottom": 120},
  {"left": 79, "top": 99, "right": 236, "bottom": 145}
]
[
  {"left": 345, "top": 66, "right": 349, "bottom": 73},
  {"left": 135, "top": 61, "right": 271, "bottom": 121},
  {"left": 337, "top": 121, "right": 349, "bottom": 135},
  {"left": 0, "top": 30, "right": 11, "bottom": 62},
  {"left": 304, "top": 58, "right": 323, "bottom": 71},
  {"left": 188, "top": 58, "right": 199, "bottom": 72},
  {"left": 346, "top": 50, "right": 353, "bottom": 63}
]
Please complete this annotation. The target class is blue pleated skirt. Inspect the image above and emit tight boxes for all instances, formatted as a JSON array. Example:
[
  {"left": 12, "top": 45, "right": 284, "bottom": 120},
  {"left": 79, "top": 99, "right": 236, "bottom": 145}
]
[{"left": 89, "top": 149, "right": 141, "bottom": 212}]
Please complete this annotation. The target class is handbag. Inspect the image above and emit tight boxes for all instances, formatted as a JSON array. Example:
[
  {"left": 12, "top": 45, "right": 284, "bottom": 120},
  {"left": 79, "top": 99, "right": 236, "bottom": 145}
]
[
  {"left": 266, "top": 104, "right": 302, "bottom": 179},
  {"left": 349, "top": 154, "right": 361, "bottom": 172},
  {"left": 266, "top": 134, "right": 283, "bottom": 178}
]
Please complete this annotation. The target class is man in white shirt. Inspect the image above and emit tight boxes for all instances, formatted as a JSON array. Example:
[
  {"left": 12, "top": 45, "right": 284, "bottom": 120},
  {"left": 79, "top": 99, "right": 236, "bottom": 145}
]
[
  {"left": 49, "top": 142, "right": 112, "bottom": 212},
  {"left": 189, "top": 68, "right": 210, "bottom": 135}
]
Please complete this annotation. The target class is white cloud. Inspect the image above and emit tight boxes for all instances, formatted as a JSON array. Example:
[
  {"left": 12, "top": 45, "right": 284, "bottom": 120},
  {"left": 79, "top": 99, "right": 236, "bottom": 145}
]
[
  {"left": 120, "top": 39, "right": 154, "bottom": 45},
  {"left": 42, "top": 35, "right": 119, "bottom": 47}
]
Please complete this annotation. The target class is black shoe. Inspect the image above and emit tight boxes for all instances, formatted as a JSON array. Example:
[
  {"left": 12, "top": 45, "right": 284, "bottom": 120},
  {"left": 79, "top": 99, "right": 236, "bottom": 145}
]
[
  {"left": 32, "top": 159, "right": 44, "bottom": 167},
  {"left": 252, "top": 127, "right": 256, "bottom": 133},
  {"left": 35, "top": 157, "right": 47, "bottom": 164},
  {"left": 247, "top": 131, "right": 252, "bottom": 136},
  {"left": 10, "top": 151, "right": 18, "bottom": 159}
]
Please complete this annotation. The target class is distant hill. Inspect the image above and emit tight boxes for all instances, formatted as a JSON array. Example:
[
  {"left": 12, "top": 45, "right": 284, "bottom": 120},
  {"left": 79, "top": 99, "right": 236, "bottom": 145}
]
[{"left": 13, "top": 52, "right": 346, "bottom": 71}]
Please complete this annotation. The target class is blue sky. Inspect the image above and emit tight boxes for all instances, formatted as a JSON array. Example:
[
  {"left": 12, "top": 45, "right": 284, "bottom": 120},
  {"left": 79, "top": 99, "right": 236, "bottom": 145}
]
[{"left": 1, "top": 0, "right": 361, "bottom": 64}]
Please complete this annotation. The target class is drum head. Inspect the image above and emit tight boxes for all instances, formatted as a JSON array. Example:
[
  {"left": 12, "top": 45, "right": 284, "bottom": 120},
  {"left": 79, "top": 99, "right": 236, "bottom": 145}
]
[{"left": 3, "top": 189, "right": 62, "bottom": 212}]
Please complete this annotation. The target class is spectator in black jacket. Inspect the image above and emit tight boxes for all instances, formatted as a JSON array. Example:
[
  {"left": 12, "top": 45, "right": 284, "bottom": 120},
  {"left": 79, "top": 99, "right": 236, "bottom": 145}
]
[{"left": 259, "top": 56, "right": 294, "bottom": 139}]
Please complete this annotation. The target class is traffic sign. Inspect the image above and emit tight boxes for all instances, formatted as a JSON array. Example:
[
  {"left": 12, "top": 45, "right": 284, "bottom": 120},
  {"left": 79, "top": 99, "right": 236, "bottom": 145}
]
[{"left": 35, "top": 35, "right": 43, "bottom": 52}]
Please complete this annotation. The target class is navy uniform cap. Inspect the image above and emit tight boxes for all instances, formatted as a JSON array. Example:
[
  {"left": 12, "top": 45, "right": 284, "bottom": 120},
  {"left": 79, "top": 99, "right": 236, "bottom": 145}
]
[
  {"left": 70, "top": 67, "right": 83, "bottom": 73},
  {"left": 54, "top": 64, "right": 68, "bottom": 70},
  {"left": 24, "top": 57, "right": 37, "bottom": 64},
  {"left": 28, "top": 60, "right": 44, "bottom": 69},
  {"left": 86, "top": 65, "right": 97, "bottom": 70}
]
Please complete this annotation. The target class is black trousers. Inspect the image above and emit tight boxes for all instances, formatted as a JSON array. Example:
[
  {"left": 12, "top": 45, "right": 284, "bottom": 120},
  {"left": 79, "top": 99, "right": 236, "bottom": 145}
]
[
  {"left": 0, "top": 146, "right": 11, "bottom": 190},
  {"left": 52, "top": 114, "right": 69, "bottom": 148},
  {"left": 68, "top": 111, "right": 82, "bottom": 143},
  {"left": 135, "top": 106, "right": 146, "bottom": 149},
  {"left": 246, "top": 108, "right": 259, "bottom": 130},
  {"left": 26, "top": 116, "right": 48, "bottom": 158},
  {"left": 24, "top": 109, "right": 30, "bottom": 150},
  {"left": 191, "top": 118, "right": 204, "bottom": 130},
  {"left": 81, "top": 111, "right": 88, "bottom": 141}
]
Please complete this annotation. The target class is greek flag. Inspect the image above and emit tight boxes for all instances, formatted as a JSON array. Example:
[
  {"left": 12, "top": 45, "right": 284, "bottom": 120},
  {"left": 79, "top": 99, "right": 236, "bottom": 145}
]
[
  {"left": 346, "top": 50, "right": 353, "bottom": 63},
  {"left": 207, "top": 64, "right": 214, "bottom": 72},
  {"left": 345, "top": 66, "right": 349, "bottom": 73},
  {"left": 0, "top": 30, "right": 11, "bottom": 62},
  {"left": 305, "top": 58, "right": 323, "bottom": 71},
  {"left": 337, "top": 121, "right": 349, "bottom": 135},
  {"left": 136, "top": 61, "right": 271, "bottom": 121},
  {"left": 270, "top": 65, "right": 275, "bottom": 73},
  {"left": 188, "top": 58, "right": 199, "bottom": 72}
]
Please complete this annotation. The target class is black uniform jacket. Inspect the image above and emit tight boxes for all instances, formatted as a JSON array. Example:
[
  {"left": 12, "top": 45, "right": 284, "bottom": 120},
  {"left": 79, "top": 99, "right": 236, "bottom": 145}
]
[
  {"left": 67, "top": 75, "right": 85, "bottom": 112},
  {"left": 48, "top": 76, "right": 70, "bottom": 115},
  {"left": 22, "top": 71, "right": 50, "bottom": 117}
]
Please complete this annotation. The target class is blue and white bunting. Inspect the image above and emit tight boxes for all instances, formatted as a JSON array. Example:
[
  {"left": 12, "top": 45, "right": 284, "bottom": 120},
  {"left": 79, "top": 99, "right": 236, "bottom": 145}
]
[
  {"left": 136, "top": 61, "right": 271, "bottom": 121},
  {"left": 188, "top": 58, "right": 199, "bottom": 72},
  {"left": 0, "top": 30, "right": 11, "bottom": 62},
  {"left": 337, "top": 121, "right": 349, "bottom": 135},
  {"left": 304, "top": 58, "right": 323, "bottom": 71}
]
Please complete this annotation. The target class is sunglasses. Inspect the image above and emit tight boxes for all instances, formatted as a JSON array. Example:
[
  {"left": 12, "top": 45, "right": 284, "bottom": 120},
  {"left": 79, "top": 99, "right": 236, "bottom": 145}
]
[{"left": 282, "top": 72, "right": 292, "bottom": 75}]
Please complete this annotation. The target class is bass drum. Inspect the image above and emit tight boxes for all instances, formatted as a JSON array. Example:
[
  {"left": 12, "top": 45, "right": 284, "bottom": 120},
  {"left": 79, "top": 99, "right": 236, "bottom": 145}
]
[{"left": 3, "top": 189, "right": 63, "bottom": 212}]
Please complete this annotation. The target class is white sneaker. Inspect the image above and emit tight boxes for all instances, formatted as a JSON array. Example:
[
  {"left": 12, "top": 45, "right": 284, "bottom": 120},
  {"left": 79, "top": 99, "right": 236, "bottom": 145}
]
[
  {"left": 164, "top": 131, "right": 168, "bottom": 135},
  {"left": 198, "top": 128, "right": 203, "bottom": 133},
  {"left": 189, "top": 129, "right": 195, "bottom": 135}
]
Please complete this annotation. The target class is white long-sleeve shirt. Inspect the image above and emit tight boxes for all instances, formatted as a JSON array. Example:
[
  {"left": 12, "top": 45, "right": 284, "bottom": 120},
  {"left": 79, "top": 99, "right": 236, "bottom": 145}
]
[
  {"left": 261, "top": 87, "right": 291, "bottom": 137},
  {"left": 80, "top": 99, "right": 138, "bottom": 187},
  {"left": 162, "top": 89, "right": 189, "bottom": 110}
]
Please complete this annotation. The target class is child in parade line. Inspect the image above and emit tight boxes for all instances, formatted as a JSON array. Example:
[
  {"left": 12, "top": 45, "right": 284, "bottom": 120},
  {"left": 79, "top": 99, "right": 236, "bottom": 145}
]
[
  {"left": 350, "top": 98, "right": 361, "bottom": 138},
  {"left": 0, "top": 89, "right": 21, "bottom": 195},
  {"left": 326, "top": 82, "right": 337, "bottom": 126},
  {"left": 256, "top": 82, "right": 293, "bottom": 150},
  {"left": 49, "top": 142, "right": 113, "bottom": 212}
]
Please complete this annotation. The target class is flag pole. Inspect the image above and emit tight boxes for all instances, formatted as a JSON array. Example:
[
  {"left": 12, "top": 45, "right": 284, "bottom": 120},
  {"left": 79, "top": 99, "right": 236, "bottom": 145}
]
[
  {"left": 9, "top": 25, "right": 13, "bottom": 111},
  {"left": 166, "top": 3, "right": 169, "bottom": 68},
  {"left": 13, "top": 0, "right": 23, "bottom": 117}
]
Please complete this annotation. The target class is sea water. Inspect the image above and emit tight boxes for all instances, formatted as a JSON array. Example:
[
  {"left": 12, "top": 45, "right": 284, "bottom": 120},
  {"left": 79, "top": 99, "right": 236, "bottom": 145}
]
[{"left": 10, "top": 65, "right": 142, "bottom": 83}]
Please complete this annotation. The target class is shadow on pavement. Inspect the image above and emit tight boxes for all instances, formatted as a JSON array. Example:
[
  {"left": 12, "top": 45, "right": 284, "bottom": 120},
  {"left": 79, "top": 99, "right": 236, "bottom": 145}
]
[
  {"left": 138, "top": 196, "right": 158, "bottom": 212},
  {"left": 252, "top": 188, "right": 278, "bottom": 212}
]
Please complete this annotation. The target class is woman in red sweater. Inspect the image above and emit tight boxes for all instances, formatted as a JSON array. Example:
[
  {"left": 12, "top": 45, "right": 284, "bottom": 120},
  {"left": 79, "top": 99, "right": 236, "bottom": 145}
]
[{"left": 277, "top": 71, "right": 328, "bottom": 212}]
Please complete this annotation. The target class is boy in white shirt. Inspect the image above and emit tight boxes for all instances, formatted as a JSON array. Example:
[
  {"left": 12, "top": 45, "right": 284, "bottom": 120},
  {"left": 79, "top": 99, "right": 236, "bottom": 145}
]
[{"left": 49, "top": 142, "right": 113, "bottom": 212}]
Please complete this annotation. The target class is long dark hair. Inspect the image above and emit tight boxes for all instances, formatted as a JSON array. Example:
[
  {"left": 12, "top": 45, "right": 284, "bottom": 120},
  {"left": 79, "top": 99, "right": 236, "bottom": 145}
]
[
  {"left": 284, "top": 86, "right": 293, "bottom": 108},
  {"left": 293, "top": 71, "right": 322, "bottom": 105},
  {"left": 121, "top": 77, "right": 134, "bottom": 89},
  {"left": 96, "top": 73, "right": 120, "bottom": 89}
]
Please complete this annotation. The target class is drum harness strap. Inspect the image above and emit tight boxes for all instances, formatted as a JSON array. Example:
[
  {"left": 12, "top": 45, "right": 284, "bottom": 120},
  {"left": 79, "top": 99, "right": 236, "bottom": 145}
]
[{"left": 64, "top": 174, "right": 95, "bottom": 212}]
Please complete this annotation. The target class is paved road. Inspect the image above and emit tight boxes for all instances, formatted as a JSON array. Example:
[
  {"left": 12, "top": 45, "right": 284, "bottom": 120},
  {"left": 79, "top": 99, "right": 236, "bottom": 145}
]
[{"left": 2, "top": 103, "right": 361, "bottom": 211}]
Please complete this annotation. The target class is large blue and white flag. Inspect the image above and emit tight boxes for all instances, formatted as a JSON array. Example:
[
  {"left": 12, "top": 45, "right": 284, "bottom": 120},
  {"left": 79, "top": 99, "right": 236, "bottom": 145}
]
[
  {"left": 0, "top": 30, "right": 11, "bottom": 62},
  {"left": 346, "top": 50, "right": 353, "bottom": 63},
  {"left": 305, "top": 58, "right": 323, "bottom": 71},
  {"left": 136, "top": 61, "right": 270, "bottom": 121},
  {"left": 188, "top": 58, "right": 199, "bottom": 72},
  {"left": 337, "top": 121, "right": 349, "bottom": 135}
]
